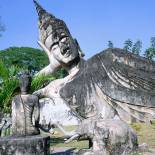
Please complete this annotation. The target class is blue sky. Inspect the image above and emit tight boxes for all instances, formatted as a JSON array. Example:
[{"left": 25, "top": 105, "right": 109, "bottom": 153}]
[{"left": 0, "top": 0, "right": 155, "bottom": 59}]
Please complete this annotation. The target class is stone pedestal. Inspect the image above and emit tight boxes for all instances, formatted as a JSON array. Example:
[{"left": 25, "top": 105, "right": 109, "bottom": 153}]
[{"left": 0, "top": 135, "right": 50, "bottom": 155}]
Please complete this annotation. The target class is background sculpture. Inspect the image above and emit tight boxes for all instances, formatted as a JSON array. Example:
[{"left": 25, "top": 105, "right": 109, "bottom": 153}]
[{"left": 12, "top": 71, "right": 40, "bottom": 136}]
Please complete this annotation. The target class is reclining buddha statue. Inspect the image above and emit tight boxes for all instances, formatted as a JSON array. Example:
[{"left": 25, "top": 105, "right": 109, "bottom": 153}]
[{"left": 33, "top": 0, "right": 155, "bottom": 124}]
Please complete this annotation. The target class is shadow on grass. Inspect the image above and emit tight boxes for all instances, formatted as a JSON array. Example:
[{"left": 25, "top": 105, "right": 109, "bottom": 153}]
[
  {"left": 50, "top": 137, "right": 65, "bottom": 147},
  {"left": 51, "top": 148, "right": 76, "bottom": 155}
]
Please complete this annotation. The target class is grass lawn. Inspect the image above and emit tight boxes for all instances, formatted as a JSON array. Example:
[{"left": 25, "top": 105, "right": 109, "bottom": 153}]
[
  {"left": 132, "top": 123, "right": 155, "bottom": 149},
  {"left": 47, "top": 123, "right": 155, "bottom": 151},
  {"left": 49, "top": 125, "right": 89, "bottom": 150}
]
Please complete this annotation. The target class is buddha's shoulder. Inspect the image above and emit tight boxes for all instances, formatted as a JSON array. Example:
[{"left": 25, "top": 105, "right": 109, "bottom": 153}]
[{"left": 13, "top": 94, "right": 39, "bottom": 100}]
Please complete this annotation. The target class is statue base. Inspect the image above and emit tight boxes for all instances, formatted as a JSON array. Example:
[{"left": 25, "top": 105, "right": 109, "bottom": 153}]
[{"left": 0, "top": 135, "right": 50, "bottom": 155}]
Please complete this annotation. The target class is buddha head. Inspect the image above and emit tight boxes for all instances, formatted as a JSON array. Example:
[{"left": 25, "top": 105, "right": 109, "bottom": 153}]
[
  {"left": 19, "top": 71, "right": 31, "bottom": 94},
  {"left": 34, "top": 0, "right": 81, "bottom": 65}
]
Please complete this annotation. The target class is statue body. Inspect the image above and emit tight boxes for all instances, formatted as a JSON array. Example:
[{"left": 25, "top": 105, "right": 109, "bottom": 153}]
[
  {"left": 33, "top": 1, "right": 155, "bottom": 123},
  {"left": 59, "top": 49, "right": 155, "bottom": 122},
  {"left": 12, "top": 94, "right": 39, "bottom": 136},
  {"left": 12, "top": 72, "right": 40, "bottom": 136}
]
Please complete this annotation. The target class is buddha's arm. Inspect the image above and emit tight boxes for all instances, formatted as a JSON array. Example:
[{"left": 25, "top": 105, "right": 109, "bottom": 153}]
[
  {"left": 35, "top": 64, "right": 54, "bottom": 77},
  {"left": 35, "top": 41, "right": 60, "bottom": 77},
  {"left": 34, "top": 98, "right": 40, "bottom": 125}
]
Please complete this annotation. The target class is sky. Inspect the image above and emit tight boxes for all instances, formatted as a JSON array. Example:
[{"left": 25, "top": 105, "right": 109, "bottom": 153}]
[{"left": 0, "top": 0, "right": 155, "bottom": 59}]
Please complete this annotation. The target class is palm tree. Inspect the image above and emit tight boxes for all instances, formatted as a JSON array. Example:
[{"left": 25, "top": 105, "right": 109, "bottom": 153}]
[
  {"left": 108, "top": 41, "right": 114, "bottom": 48},
  {"left": 132, "top": 40, "right": 142, "bottom": 55},
  {"left": 123, "top": 39, "right": 133, "bottom": 52}
]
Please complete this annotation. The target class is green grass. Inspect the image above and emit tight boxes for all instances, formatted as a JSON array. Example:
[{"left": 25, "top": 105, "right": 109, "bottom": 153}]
[
  {"left": 133, "top": 123, "right": 155, "bottom": 149},
  {"left": 49, "top": 125, "right": 89, "bottom": 150},
  {"left": 47, "top": 123, "right": 155, "bottom": 152}
]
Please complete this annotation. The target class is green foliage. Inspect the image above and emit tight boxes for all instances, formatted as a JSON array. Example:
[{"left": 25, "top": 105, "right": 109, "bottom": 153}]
[
  {"left": 0, "top": 46, "right": 48, "bottom": 112},
  {"left": 0, "top": 47, "right": 49, "bottom": 73},
  {"left": 31, "top": 74, "right": 56, "bottom": 93},
  {"left": 150, "top": 120, "right": 155, "bottom": 126},
  {"left": 144, "top": 37, "right": 155, "bottom": 60},
  {"left": 123, "top": 39, "right": 133, "bottom": 51},
  {"left": 145, "top": 48, "right": 155, "bottom": 60},
  {"left": 132, "top": 40, "right": 142, "bottom": 55},
  {"left": 131, "top": 123, "right": 141, "bottom": 132},
  {"left": 31, "top": 68, "right": 67, "bottom": 93},
  {"left": 53, "top": 68, "right": 68, "bottom": 79},
  {"left": 0, "top": 60, "right": 20, "bottom": 113},
  {"left": 0, "top": 46, "right": 68, "bottom": 113},
  {"left": 108, "top": 41, "right": 114, "bottom": 48}
]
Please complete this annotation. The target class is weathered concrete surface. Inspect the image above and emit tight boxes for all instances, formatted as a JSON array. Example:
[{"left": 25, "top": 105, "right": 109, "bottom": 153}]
[
  {"left": 33, "top": 0, "right": 155, "bottom": 124},
  {"left": 0, "top": 135, "right": 50, "bottom": 155},
  {"left": 39, "top": 98, "right": 79, "bottom": 126},
  {"left": 51, "top": 147, "right": 76, "bottom": 155},
  {"left": 12, "top": 94, "right": 40, "bottom": 136},
  {"left": 66, "top": 119, "right": 138, "bottom": 155}
]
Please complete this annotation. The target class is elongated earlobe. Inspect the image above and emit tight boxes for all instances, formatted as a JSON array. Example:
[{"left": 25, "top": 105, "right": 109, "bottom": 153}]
[{"left": 74, "top": 39, "right": 85, "bottom": 58}]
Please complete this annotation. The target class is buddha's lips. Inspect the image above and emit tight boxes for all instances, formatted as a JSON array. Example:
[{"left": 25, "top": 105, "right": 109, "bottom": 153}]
[{"left": 61, "top": 47, "right": 70, "bottom": 56}]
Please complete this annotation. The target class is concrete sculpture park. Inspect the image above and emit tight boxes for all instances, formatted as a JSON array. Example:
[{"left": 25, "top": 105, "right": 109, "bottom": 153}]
[{"left": 33, "top": 0, "right": 155, "bottom": 154}]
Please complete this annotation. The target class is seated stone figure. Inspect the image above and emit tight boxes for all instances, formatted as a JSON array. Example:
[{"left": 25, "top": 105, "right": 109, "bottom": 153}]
[
  {"left": 65, "top": 118, "right": 138, "bottom": 155},
  {"left": 33, "top": 1, "right": 155, "bottom": 124},
  {"left": 12, "top": 72, "right": 40, "bottom": 136}
]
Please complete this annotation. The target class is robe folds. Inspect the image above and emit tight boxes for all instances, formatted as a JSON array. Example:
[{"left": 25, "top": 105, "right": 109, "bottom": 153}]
[{"left": 60, "top": 48, "right": 155, "bottom": 123}]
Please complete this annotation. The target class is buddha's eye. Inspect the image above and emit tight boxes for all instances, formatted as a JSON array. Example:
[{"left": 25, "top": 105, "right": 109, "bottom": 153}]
[
  {"left": 51, "top": 42, "right": 58, "bottom": 50},
  {"left": 60, "top": 37, "right": 67, "bottom": 43},
  {"left": 59, "top": 36, "right": 68, "bottom": 42}
]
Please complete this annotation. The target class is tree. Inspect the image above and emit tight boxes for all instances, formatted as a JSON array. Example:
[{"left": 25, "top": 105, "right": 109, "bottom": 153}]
[
  {"left": 123, "top": 39, "right": 133, "bottom": 52},
  {"left": 132, "top": 40, "right": 142, "bottom": 55},
  {"left": 108, "top": 41, "right": 114, "bottom": 48},
  {"left": 145, "top": 48, "right": 155, "bottom": 60},
  {"left": 0, "top": 47, "right": 49, "bottom": 74},
  {"left": 144, "top": 37, "right": 155, "bottom": 60},
  {"left": 0, "top": 47, "right": 68, "bottom": 113},
  {"left": 0, "top": 60, "right": 20, "bottom": 113},
  {"left": 0, "top": 17, "right": 5, "bottom": 37}
]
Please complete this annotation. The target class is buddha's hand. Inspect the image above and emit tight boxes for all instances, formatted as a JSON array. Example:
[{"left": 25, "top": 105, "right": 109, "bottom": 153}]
[
  {"left": 33, "top": 88, "right": 45, "bottom": 98},
  {"left": 64, "top": 133, "right": 80, "bottom": 144}
]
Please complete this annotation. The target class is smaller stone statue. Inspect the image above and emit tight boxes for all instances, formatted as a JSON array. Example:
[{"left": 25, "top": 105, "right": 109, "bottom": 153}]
[
  {"left": 65, "top": 118, "right": 138, "bottom": 155},
  {"left": 12, "top": 71, "right": 40, "bottom": 136}
]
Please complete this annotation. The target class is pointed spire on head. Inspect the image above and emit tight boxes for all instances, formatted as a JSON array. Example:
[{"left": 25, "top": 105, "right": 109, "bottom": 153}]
[
  {"left": 33, "top": 0, "right": 71, "bottom": 45},
  {"left": 33, "top": 0, "right": 44, "bottom": 16},
  {"left": 33, "top": 0, "right": 55, "bottom": 20}
]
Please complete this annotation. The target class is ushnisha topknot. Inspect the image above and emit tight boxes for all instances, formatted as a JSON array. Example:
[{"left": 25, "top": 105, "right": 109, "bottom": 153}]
[
  {"left": 33, "top": 0, "right": 71, "bottom": 44},
  {"left": 33, "top": 0, "right": 55, "bottom": 20}
]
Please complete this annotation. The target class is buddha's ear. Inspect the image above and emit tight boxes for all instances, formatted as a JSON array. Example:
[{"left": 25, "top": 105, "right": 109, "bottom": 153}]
[{"left": 74, "top": 38, "right": 85, "bottom": 58}]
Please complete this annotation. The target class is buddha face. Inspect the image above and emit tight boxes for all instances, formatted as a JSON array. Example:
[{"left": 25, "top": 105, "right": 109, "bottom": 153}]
[
  {"left": 45, "top": 29, "right": 79, "bottom": 64},
  {"left": 19, "top": 72, "right": 31, "bottom": 94}
]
